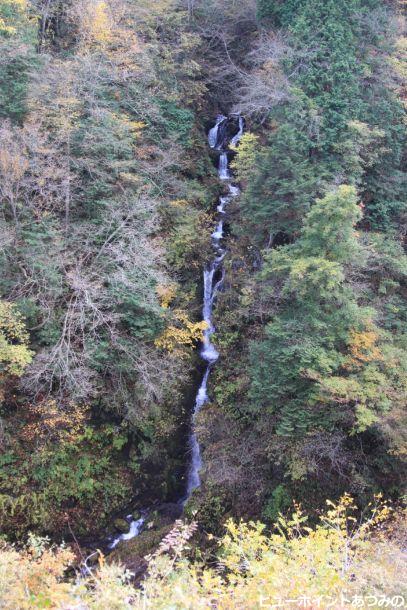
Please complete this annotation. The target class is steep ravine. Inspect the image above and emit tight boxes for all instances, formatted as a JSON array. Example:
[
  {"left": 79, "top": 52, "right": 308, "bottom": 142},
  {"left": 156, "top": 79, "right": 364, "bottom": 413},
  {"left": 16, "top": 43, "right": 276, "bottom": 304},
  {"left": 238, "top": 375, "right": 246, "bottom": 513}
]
[{"left": 102, "top": 116, "right": 244, "bottom": 558}]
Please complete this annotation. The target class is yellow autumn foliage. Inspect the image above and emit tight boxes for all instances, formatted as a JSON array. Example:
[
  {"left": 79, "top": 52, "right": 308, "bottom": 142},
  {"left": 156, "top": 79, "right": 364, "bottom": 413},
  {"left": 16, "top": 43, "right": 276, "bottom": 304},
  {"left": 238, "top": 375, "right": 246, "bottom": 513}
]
[
  {"left": 155, "top": 309, "right": 208, "bottom": 355},
  {"left": 0, "top": 300, "right": 33, "bottom": 378},
  {"left": 0, "top": 17, "right": 15, "bottom": 36},
  {"left": 346, "top": 324, "right": 382, "bottom": 369},
  {"left": 0, "top": 0, "right": 28, "bottom": 36},
  {"left": 156, "top": 283, "right": 177, "bottom": 309},
  {"left": 230, "top": 132, "right": 259, "bottom": 182},
  {"left": 77, "top": 0, "right": 112, "bottom": 48},
  {"left": 0, "top": 496, "right": 405, "bottom": 609},
  {"left": 114, "top": 114, "right": 146, "bottom": 137},
  {"left": 155, "top": 285, "right": 208, "bottom": 354},
  {"left": 0, "top": 536, "right": 75, "bottom": 610},
  {"left": 20, "top": 400, "right": 90, "bottom": 446},
  {"left": 169, "top": 199, "right": 189, "bottom": 208},
  {"left": 3, "top": 0, "right": 27, "bottom": 7}
]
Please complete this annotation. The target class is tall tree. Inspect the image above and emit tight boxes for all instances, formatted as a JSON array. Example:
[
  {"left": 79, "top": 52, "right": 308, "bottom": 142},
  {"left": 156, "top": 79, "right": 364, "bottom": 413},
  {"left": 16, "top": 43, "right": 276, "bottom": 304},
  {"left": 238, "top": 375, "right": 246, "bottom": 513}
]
[
  {"left": 249, "top": 186, "right": 368, "bottom": 435},
  {"left": 239, "top": 101, "right": 318, "bottom": 245}
]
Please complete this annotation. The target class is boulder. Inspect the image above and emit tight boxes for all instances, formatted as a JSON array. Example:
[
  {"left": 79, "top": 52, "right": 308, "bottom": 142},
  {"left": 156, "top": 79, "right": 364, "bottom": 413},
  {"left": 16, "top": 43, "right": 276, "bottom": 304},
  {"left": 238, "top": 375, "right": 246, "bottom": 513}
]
[{"left": 114, "top": 518, "right": 130, "bottom": 534}]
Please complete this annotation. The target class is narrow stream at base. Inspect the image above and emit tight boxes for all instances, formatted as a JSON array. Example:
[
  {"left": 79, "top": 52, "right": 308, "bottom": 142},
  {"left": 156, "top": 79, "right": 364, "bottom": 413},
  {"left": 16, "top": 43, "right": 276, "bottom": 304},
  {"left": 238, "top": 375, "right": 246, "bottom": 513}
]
[{"left": 108, "top": 115, "right": 244, "bottom": 551}]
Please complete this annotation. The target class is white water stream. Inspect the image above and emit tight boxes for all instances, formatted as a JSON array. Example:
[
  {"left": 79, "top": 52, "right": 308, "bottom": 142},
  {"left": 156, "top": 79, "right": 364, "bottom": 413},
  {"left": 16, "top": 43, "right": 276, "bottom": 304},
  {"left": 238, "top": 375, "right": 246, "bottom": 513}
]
[
  {"left": 230, "top": 115, "right": 244, "bottom": 147},
  {"left": 108, "top": 116, "right": 243, "bottom": 549},
  {"left": 109, "top": 514, "right": 145, "bottom": 550},
  {"left": 184, "top": 118, "right": 242, "bottom": 497},
  {"left": 208, "top": 114, "right": 227, "bottom": 149}
]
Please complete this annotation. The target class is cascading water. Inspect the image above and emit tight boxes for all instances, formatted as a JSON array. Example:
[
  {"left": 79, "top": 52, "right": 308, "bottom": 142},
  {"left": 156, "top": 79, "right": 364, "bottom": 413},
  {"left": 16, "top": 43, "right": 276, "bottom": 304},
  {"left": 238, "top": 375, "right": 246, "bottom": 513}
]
[
  {"left": 230, "top": 115, "right": 244, "bottom": 147},
  {"left": 184, "top": 116, "right": 243, "bottom": 498},
  {"left": 218, "top": 153, "right": 230, "bottom": 180},
  {"left": 184, "top": 367, "right": 210, "bottom": 497},
  {"left": 208, "top": 115, "right": 227, "bottom": 149},
  {"left": 108, "top": 115, "right": 243, "bottom": 549},
  {"left": 109, "top": 514, "right": 145, "bottom": 550}
]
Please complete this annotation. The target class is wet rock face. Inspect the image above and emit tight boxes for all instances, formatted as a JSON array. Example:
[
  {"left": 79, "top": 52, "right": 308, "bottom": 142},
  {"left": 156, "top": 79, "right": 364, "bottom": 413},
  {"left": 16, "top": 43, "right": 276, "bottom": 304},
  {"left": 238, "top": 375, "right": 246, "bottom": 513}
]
[
  {"left": 156, "top": 502, "right": 183, "bottom": 521},
  {"left": 209, "top": 115, "right": 244, "bottom": 150},
  {"left": 108, "top": 503, "right": 185, "bottom": 583},
  {"left": 227, "top": 115, "right": 243, "bottom": 138},
  {"left": 216, "top": 118, "right": 230, "bottom": 149},
  {"left": 222, "top": 119, "right": 241, "bottom": 148}
]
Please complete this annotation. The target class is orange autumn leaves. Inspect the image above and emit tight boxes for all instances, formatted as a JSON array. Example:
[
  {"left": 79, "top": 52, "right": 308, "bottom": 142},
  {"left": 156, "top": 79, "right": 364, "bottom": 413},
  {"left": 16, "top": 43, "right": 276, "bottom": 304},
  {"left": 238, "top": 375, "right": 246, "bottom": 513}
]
[{"left": 345, "top": 324, "right": 382, "bottom": 370}]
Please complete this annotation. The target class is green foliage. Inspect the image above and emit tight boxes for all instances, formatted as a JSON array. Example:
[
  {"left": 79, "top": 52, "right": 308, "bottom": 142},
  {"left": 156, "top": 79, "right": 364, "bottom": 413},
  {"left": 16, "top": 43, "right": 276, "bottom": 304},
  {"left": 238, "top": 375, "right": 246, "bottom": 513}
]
[
  {"left": 240, "top": 102, "right": 318, "bottom": 243},
  {"left": 256, "top": 0, "right": 303, "bottom": 25},
  {"left": 230, "top": 132, "right": 259, "bottom": 183},
  {"left": 252, "top": 0, "right": 406, "bottom": 230},
  {"left": 110, "top": 277, "right": 164, "bottom": 341},
  {"left": 0, "top": 0, "right": 207, "bottom": 543},
  {"left": 262, "top": 484, "right": 291, "bottom": 522},
  {"left": 299, "top": 186, "right": 362, "bottom": 261},
  {"left": 291, "top": 0, "right": 405, "bottom": 227},
  {"left": 251, "top": 187, "right": 358, "bottom": 426},
  {"left": 289, "top": 0, "right": 365, "bottom": 150},
  {"left": 0, "top": 0, "right": 404, "bottom": 555},
  {"left": 165, "top": 201, "right": 210, "bottom": 274},
  {"left": 0, "top": 409, "right": 134, "bottom": 537},
  {"left": 248, "top": 186, "right": 400, "bottom": 437},
  {"left": 0, "top": 300, "right": 32, "bottom": 380},
  {"left": 0, "top": 0, "right": 37, "bottom": 122},
  {"left": 156, "top": 99, "right": 194, "bottom": 142},
  {"left": 0, "top": 55, "right": 37, "bottom": 123},
  {"left": 335, "top": 121, "right": 387, "bottom": 188},
  {"left": 212, "top": 0, "right": 407, "bottom": 510},
  {"left": 185, "top": 485, "right": 232, "bottom": 534}
]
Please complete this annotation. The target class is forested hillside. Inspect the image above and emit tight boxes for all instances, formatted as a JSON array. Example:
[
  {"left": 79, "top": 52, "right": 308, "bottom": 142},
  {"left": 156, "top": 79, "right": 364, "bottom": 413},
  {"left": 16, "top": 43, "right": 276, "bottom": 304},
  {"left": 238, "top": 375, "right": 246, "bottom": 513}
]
[
  {"left": 198, "top": 0, "right": 407, "bottom": 526},
  {"left": 0, "top": 0, "right": 405, "bottom": 608},
  {"left": 0, "top": 0, "right": 225, "bottom": 539}
]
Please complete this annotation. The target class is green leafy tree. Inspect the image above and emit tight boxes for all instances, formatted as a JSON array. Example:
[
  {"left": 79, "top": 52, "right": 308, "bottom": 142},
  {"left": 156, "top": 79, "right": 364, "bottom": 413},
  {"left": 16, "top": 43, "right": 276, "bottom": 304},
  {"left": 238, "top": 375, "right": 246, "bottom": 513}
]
[
  {"left": 256, "top": 0, "right": 303, "bottom": 25},
  {"left": 249, "top": 186, "right": 368, "bottom": 435},
  {"left": 252, "top": 0, "right": 406, "bottom": 228},
  {"left": 0, "top": 300, "right": 32, "bottom": 403},
  {"left": 240, "top": 106, "right": 317, "bottom": 244},
  {"left": 249, "top": 184, "right": 406, "bottom": 447},
  {"left": 0, "top": 0, "right": 37, "bottom": 123},
  {"left": 0, "top": 300, "right": 32, "bottom": 378},
  {"left": 230, "top": 132, "right": 259, "bottom": 183},
  {"left": 288, "top": 0, "right": 366, "bottom": 153}
]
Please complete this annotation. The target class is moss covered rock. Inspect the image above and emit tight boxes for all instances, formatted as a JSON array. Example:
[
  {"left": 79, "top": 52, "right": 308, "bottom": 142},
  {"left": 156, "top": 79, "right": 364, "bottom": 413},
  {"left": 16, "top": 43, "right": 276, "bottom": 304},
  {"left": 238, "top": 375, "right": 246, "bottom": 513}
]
[
  {"left": 108, "top": 503, "right": 183, "bottom": 580},
  {"left": 114, "top": 518, "right": 130, "bottom": 534}
]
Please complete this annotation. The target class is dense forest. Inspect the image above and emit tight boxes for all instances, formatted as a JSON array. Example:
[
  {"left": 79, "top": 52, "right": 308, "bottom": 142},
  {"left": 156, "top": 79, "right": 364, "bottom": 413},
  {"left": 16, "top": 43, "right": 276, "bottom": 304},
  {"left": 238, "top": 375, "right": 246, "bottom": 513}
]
[{"left": 0, "top": 0, "right": 406, "bottom": 607}]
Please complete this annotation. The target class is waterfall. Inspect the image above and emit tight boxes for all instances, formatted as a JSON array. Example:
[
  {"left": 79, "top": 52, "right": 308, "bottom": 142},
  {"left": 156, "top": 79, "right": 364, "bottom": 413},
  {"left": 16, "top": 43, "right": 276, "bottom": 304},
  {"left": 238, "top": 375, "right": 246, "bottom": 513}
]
[
  {"left": 217, "top": 195, "right": 228, "bottom": 214},
  {"left": 184, "top": 116, "right": 242, "bottom": 500},
  {"left": 109, "top": 515, "right": 145, "bottom": 550},
  {"left": 208, "top": 115, "right": 226, "bottom": 149},
  {"left": 230, "top": 116, "right": 245, "bottom": 147},
  {"left": 218, "top": 153, "right": 230, "bottom": 180},
  {"left": 184, "top": 367, "right": 210, "bottom": 496},
  {"left": 108, "top": 115, "right": 243, "bottom": 549},
  {"left": 211, "top": 220, "right": 224, "bottom": 241}
]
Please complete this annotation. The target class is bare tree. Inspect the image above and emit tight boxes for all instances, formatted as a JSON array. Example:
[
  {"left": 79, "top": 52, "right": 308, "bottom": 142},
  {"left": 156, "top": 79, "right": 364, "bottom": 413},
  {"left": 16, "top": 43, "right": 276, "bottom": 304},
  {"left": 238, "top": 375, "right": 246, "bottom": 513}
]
[
  {"left": 0, "top": 120, "right": 67, "bottom": 226},
  {"left": 187, "top": 0, "right": 196, "bottom": 22},
  {"left": 232, "top": 32, "right": 292, "bottom": 120}
]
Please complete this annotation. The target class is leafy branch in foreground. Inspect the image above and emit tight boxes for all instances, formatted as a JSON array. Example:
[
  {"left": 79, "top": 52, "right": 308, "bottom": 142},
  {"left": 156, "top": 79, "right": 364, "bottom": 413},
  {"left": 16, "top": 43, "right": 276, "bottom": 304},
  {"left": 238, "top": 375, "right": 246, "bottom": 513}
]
[{"left": 0, "top": 495, "right": 405, "bottom": 609}]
